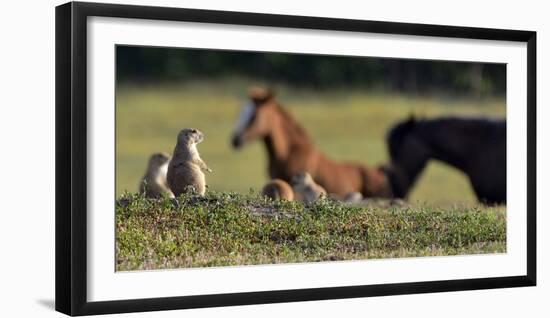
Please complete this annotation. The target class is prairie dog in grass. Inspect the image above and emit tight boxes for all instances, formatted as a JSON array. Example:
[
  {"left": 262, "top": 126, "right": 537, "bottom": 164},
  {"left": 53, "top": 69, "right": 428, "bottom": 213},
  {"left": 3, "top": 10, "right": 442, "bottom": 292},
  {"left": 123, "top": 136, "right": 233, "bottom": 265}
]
[
  {"left": 291, "top": 172, "right": 327, "bottom": 204},
  {"left": 344, "top": 191, "right": 363, "bottom": 203},
  {"left": 139, "top": 152, "right": 175, "bottom": 198},
  {"left": 262, "top": 179, "right": 294, "bottom": 201},
  {"left": 167, "top": 128, "right": 212, "bottom": 196}
]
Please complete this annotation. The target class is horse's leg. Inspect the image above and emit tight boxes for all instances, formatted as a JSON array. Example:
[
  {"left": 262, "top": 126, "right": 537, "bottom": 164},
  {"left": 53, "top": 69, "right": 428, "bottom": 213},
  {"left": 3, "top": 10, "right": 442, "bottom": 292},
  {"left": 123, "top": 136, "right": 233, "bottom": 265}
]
[
  {"left": 317, "top": 162, "right": 363, "bottom": 198},
  {"left": 268, "top": 160, "right": 290, "bottom": 182},
  {"left": 467, "top": 149, "right": 506, "bottom": 204},
  {"left": 468, "top": 174, "right": 506, "bottom": 204}
]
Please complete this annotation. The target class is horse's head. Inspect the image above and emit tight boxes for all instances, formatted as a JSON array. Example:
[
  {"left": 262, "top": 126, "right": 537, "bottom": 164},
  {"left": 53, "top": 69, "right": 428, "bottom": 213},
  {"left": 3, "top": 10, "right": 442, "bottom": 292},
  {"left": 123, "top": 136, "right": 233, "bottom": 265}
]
[
  {"left": 231, "top": 87, "right": 277, "bottom": 149},
  {"left": 386, "top": 115, "right": 429, "bottom": 197}
]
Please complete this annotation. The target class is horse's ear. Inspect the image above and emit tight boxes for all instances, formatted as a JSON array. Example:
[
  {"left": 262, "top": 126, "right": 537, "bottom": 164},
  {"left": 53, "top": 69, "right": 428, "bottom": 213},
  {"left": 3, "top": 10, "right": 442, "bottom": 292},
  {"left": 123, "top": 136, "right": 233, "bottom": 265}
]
[
  {"left": 249, "top": 86, "right": 275, "bottom": 106},
  {"left": 405, "top": 114, "right": 417, "bottom": 128}
]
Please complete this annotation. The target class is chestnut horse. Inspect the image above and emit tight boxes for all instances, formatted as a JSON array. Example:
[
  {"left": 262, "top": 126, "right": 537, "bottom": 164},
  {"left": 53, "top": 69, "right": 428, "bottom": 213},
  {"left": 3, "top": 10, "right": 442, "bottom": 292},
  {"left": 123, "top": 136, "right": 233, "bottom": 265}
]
[
  {"left": 231, "top": 88, "right": 391, "bottom": 199},
  {"left": 385, "top": 116, "right": 506, "bottom": 204}
]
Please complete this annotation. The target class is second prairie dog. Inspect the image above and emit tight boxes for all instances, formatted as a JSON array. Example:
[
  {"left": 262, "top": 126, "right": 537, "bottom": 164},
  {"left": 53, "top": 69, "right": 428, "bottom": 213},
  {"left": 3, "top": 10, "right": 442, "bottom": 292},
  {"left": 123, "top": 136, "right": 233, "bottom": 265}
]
[
  {"left": 291, "top": 172, "right": 327, "bottom": 203},
  {"left": 167, "top": 128, "right": 212, "bottom": 196},
  {"left": 262, "top": 179, "right": 294, "bottom": 201},
  {"left": 344, "top": 192, "right": 363, "bottom": 203},
  {"left": 139, "top": 152, "right": 175, "bottom": 198}
]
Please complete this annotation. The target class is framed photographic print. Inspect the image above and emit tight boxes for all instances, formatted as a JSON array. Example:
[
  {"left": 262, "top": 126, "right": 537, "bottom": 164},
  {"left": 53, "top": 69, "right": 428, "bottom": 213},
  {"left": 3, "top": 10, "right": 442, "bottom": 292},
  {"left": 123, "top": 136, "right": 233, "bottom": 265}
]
[{"left": 55, "top": 1, "right": 536, "bottom": 316}]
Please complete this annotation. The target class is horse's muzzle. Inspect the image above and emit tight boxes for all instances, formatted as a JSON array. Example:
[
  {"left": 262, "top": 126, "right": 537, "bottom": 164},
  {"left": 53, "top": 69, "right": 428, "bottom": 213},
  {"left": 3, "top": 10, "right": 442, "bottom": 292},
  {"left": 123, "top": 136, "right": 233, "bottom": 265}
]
[{"left": 231, "top": 134, "right": 244, "bottom": 149}]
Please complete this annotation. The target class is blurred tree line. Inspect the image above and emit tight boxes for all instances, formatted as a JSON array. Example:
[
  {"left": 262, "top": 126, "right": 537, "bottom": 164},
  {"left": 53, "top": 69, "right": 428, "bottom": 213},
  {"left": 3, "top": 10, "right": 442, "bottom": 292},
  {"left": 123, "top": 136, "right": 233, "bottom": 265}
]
[{"left": 117, "top": 46, "right": 505, "bottom": 97}]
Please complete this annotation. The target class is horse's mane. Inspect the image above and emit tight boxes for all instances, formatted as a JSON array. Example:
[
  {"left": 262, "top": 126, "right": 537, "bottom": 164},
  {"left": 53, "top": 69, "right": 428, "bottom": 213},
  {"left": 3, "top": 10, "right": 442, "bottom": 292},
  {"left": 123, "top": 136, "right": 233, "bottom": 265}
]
[
  {"left": 414, "top": 116, "right": 506, "bottom": 143},
  {"left": 274, "top": 103, "right": 312, "bottom": 144},
  {"left": 387, "top": 117, "right": 416, "bottom": 158},
  {"left": 387, "top": 116, "right": 505, "bottom": 152}
]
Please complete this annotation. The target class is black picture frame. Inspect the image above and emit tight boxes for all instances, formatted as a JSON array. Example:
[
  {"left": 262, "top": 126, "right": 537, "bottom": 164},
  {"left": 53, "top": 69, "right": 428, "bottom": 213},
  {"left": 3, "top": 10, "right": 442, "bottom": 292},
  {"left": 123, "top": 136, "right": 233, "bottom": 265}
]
[{"left": 55, "top": 1, "right": 537, "bottom": 316}]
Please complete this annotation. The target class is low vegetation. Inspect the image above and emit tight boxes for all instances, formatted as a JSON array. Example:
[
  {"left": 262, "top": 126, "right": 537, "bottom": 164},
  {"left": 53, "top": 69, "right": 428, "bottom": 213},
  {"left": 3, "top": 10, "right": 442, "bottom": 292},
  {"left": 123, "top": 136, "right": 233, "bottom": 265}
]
[{"left": 116, "top": 191, "right": 506, "bottom": 271}]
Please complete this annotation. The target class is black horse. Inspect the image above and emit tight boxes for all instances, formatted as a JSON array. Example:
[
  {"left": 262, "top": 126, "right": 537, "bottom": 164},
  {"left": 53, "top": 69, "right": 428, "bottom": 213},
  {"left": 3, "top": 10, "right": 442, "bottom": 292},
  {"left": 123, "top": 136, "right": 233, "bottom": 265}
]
[{"left": 385, "top": 116, "right": 506, "bottom": 204}]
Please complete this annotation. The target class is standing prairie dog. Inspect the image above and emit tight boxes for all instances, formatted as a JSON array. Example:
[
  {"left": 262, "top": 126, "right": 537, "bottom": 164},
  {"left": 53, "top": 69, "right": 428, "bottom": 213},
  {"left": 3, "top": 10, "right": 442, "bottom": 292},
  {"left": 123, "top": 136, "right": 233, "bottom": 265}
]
[
  {"left": 291, "top": 172, "right": 327, "bottom": 204},
  {"left": 139, "top": 152, "right": 175, "bottom": 198},
  {"left": 261, "top": 179, "right": 294, "bottom": 201},
  {"left": 167, "top": 128, "right": 212, "bottom": 196}
]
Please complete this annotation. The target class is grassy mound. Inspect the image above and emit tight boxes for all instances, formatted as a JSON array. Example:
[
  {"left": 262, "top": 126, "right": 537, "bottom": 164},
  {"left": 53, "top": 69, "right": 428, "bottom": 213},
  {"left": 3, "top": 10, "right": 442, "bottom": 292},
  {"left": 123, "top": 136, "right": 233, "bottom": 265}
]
[{"left": 116, "top": 191, "right": 506, "bottom": 271}]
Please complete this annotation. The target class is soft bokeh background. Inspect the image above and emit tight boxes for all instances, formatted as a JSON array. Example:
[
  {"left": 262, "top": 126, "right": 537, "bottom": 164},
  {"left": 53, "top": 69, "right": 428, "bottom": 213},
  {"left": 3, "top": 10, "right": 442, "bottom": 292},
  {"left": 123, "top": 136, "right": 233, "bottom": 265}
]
[{"left": 116, "top": 46, "right": 505, "bottom": 204}]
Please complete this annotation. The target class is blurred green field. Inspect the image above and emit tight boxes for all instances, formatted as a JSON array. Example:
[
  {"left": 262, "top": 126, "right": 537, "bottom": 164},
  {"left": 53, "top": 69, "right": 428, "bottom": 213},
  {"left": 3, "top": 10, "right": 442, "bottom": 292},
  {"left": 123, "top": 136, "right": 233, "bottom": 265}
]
[{"left": 116, "top": 80, "right": 505, "bottom": 204}]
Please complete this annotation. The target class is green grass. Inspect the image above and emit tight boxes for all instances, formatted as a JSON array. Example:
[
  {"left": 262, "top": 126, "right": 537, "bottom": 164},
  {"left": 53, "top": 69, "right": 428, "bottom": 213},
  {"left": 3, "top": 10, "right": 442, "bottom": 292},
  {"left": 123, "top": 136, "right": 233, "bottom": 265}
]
[
  {"left": 116, "top": 191, "right": 506, "bottom": 271},
  {"left": 116, "top": 80, "right": 505, "bottom": 204}
]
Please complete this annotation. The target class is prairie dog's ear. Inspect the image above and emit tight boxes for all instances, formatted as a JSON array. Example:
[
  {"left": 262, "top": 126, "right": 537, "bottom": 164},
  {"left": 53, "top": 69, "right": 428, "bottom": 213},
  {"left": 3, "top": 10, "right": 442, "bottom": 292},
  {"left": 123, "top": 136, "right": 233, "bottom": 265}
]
[{"left": 248, "top": 86, "right": 274, "bottom": 105}]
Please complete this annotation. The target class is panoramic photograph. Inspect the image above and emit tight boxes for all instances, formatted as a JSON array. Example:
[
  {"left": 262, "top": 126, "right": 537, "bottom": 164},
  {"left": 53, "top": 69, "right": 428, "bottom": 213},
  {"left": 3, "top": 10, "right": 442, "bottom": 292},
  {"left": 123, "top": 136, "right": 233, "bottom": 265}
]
[{"left": 115, "top": 45, "right": 506, "bottom": 271}]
